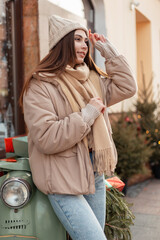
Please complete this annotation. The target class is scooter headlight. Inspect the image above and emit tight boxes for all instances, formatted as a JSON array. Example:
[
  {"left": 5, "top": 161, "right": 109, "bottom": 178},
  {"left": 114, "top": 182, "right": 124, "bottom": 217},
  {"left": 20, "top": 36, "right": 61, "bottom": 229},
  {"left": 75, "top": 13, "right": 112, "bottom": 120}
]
[{"left": 0, "top": 178, "right": 32, "bottom": 208}]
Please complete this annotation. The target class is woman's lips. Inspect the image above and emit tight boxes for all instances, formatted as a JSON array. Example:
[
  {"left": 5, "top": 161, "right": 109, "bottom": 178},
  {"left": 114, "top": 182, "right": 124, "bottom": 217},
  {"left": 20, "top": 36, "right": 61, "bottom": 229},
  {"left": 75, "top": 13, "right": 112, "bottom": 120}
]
[{"left": 77, "top": 52, "right": 86, "bottom": 57}]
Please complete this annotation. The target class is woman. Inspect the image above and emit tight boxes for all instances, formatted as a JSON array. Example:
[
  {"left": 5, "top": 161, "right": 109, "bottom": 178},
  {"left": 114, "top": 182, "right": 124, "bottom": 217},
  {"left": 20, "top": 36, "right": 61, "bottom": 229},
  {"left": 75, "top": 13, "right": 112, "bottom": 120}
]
[{"left": 20, "top": 15, "right": 137, "bottom": 240}]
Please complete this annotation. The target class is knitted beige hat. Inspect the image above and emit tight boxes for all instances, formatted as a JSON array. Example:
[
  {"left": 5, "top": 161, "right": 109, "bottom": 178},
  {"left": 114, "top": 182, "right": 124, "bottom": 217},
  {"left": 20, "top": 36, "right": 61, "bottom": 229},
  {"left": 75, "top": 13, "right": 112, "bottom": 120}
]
[{"left": 49, "top": 15, "right": 88, "bottom": 50}]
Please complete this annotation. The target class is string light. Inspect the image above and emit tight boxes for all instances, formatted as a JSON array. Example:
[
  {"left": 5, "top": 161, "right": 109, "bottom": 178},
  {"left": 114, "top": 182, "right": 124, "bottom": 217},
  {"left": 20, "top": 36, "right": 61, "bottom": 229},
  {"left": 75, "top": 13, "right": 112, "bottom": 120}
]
[
  {"left": 155, "top": 129, "right": 159, "bottom": 133},
  {"left": 146, "top": 130, "right": 149, "bottom": 134},
  {"left": 137, "top": 114, "right": 141, "bottom": 119},
  {"left": 158, "top": 141, "right": 160, "bottom": 145}
]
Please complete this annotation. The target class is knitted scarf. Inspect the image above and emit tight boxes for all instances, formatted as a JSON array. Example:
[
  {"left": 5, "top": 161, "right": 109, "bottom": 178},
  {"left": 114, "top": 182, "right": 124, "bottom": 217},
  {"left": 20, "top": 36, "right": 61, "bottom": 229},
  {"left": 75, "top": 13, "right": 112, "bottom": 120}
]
[{"left": 54, "top": 63, "right": 116, "bottom": 176}]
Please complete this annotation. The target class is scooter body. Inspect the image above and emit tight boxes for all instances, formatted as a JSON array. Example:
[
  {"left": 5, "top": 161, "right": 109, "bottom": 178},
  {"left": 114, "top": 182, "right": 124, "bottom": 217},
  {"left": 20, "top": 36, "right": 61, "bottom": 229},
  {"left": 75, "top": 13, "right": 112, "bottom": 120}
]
[{"left": 0, "top": 157, "right": 66, "bottom": 240}]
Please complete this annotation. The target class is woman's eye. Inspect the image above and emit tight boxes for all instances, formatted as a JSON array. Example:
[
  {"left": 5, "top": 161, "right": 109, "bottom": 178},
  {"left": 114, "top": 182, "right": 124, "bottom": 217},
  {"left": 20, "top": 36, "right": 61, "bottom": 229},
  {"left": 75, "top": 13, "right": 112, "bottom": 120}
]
[{"left": 75, "top": 38, "right": 80, "bottom": 41}]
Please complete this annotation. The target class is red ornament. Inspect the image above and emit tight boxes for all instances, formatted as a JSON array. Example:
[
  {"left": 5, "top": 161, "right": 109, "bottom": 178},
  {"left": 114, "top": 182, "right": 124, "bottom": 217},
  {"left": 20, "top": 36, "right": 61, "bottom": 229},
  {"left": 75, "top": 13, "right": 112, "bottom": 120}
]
[{"left": 125, "top": 116, "right": 130, "bottom": 122}]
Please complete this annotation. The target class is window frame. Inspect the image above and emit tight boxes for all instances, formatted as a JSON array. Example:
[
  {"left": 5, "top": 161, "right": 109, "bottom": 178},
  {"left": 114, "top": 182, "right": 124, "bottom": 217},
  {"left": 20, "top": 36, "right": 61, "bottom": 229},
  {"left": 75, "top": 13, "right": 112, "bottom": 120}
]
[{"left": 0, "top": 0, "right": 25, "bottom": 158}]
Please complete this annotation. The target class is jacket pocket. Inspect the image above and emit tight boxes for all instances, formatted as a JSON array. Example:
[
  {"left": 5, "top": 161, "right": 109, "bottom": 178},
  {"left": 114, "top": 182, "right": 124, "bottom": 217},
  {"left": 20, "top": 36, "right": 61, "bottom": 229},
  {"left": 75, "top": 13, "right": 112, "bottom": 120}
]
[{"left": 56, "top": 145, "right": 77, "bottom": 158}]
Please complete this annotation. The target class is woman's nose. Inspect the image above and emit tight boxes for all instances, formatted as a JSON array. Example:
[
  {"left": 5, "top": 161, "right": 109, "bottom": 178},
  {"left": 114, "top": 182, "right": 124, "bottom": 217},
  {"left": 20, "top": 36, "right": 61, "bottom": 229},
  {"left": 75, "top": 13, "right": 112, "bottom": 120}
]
[{"left": 82, "top": 41, "right": 88, "bottom": 48}]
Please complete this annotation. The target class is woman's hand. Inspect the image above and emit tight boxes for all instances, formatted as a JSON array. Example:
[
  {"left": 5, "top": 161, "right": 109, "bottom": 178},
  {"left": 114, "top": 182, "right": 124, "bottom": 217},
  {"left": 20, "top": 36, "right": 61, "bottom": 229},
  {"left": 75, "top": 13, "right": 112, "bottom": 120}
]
[
  {"left": 89, "top": 29, "right": 120, "bottom": 59},
  {"left": 89, "top": 97, "right": 106, "bottom": 114},
  {"left": 89, "top": 29, "right": 106, "bottom": 46}
]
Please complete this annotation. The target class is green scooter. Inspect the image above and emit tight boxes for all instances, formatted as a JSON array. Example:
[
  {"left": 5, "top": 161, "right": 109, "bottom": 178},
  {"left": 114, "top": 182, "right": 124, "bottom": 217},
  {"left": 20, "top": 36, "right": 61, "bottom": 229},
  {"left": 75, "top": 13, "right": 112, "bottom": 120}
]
[{"left": 0, "top": 136, "right": 66, "bottom": 240}]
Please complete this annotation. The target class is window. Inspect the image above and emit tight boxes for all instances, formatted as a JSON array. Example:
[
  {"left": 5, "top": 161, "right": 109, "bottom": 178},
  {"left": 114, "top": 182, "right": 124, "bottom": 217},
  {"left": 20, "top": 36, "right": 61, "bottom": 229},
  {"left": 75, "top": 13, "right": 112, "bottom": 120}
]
[
  {"left": 48, "top": 0, "right": 94, "bottom": 32},
  {"left": 48, "top": 0, "right": 85, "bottom": 18},
  {"left": 0, "top": 0, "right": 24, "bottom": 157},
  {"left": 82, "top": 0, "right": 94, "bottom": 31}
]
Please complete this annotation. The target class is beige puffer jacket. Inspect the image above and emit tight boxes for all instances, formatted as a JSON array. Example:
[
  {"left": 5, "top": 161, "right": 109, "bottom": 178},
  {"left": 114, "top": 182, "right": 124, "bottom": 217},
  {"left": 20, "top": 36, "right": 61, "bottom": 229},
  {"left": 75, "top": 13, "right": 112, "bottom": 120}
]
[{"left": 23, "top": 41, "right": 137, "bottom": 195}]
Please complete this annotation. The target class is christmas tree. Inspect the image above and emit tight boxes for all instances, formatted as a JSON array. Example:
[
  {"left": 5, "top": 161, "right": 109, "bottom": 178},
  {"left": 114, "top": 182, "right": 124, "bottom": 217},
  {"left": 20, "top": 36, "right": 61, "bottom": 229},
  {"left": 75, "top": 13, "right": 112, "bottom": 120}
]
[
  {"left": 135, "top": 73, "right": 160, "bottom": 178},
  {"left": 112, "top": 113, "right": 152, "bottom": 182}
]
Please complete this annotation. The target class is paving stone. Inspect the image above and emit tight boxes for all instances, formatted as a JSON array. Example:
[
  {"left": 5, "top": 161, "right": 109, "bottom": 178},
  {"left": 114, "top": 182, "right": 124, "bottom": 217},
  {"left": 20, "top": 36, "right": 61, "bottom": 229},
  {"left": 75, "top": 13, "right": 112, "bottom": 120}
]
[
  {"left": 131, "top": 213, "right": 160, "bottom": 240},
  {"left": 125, "top": 179, "right": 160, "bottom": 240}
]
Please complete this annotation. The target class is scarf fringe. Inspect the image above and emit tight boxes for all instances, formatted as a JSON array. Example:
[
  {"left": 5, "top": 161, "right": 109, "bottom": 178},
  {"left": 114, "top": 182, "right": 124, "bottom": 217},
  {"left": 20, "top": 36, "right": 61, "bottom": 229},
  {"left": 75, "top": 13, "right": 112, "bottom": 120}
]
[{"left": 93, "top": 148, "right": 116, "bottom": 176}]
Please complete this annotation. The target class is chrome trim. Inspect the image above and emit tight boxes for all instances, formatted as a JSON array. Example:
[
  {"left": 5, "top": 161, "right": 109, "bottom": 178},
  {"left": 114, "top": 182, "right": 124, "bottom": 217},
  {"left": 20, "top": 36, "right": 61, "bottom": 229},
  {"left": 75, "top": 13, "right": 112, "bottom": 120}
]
[{"left": 0, "top": 177, "right": 32, "bottom": 209}]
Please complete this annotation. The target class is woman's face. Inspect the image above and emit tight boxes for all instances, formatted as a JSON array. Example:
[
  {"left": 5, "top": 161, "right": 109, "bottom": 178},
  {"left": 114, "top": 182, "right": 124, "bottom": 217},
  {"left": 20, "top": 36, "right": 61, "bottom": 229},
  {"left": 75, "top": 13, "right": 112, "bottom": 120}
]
[{"left": 74, "top": 29, "right": 88, "bottom": 65}]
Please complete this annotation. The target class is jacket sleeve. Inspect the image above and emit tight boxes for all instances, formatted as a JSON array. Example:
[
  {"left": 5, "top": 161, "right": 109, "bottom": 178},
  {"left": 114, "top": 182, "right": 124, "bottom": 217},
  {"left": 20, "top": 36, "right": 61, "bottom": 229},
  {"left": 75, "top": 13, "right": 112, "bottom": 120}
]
[
  {"left": 23, "top": 81, "right": 91, "bottom": 155},
  {"left": 95, "top": 40, "right": 137, "bottom": 107}
]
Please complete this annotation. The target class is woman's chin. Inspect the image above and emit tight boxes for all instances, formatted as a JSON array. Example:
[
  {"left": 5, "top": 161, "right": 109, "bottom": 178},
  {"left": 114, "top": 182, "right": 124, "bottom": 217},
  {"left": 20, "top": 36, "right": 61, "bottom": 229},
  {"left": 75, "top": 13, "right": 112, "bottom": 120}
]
[{"left": 75, "top": 59, "right": 84, "bottom": 65}]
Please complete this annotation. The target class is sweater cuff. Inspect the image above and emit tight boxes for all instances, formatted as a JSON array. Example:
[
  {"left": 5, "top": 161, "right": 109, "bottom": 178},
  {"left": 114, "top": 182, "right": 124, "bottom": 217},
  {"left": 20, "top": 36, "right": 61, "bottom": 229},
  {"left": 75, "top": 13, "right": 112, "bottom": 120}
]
[
  {"left": 95, "top": 40, "right": 120, "bottom": 60},
  {"left": 81, "top": 104, "right": 101, "bottom": 126}
]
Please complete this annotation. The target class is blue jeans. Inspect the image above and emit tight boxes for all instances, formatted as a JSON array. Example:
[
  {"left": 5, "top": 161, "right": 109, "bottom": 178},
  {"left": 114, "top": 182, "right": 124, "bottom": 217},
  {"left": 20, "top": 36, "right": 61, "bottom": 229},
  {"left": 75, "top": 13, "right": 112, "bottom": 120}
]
[{"left": 48, "top": 172, "right": 107, "bottom": 240}]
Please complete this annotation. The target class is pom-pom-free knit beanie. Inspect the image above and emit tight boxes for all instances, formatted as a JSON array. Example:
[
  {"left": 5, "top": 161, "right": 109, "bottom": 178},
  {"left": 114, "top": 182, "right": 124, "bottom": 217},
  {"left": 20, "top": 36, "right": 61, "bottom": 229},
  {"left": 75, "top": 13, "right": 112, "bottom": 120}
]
[{"left": 49, "top": 15, "right": 88, "bottom": 50}]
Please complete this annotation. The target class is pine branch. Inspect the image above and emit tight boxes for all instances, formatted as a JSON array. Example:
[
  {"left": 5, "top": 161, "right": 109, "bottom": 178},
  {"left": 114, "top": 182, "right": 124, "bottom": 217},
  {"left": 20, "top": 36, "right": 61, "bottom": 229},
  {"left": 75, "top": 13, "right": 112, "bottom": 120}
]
[
  {"left": 105, "top": 223, "right": 130, "bottom": 231},
  {"left": 105, "top": 187, "right": 135, "bottom": 240}
]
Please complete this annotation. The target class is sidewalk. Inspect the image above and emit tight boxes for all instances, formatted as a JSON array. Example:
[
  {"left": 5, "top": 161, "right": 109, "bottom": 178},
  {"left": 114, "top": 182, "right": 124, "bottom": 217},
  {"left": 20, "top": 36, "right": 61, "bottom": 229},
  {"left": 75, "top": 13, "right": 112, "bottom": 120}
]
[{"left": 125, "top": 178, "right": 160, "bottom": 240}]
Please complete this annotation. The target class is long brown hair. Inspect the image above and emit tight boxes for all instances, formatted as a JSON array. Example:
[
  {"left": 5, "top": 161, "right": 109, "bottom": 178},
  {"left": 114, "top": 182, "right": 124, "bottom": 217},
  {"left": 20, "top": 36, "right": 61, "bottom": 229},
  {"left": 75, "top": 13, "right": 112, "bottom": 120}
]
[{"left": 19, "top": 30, "right": 108, "bottom": 107}]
